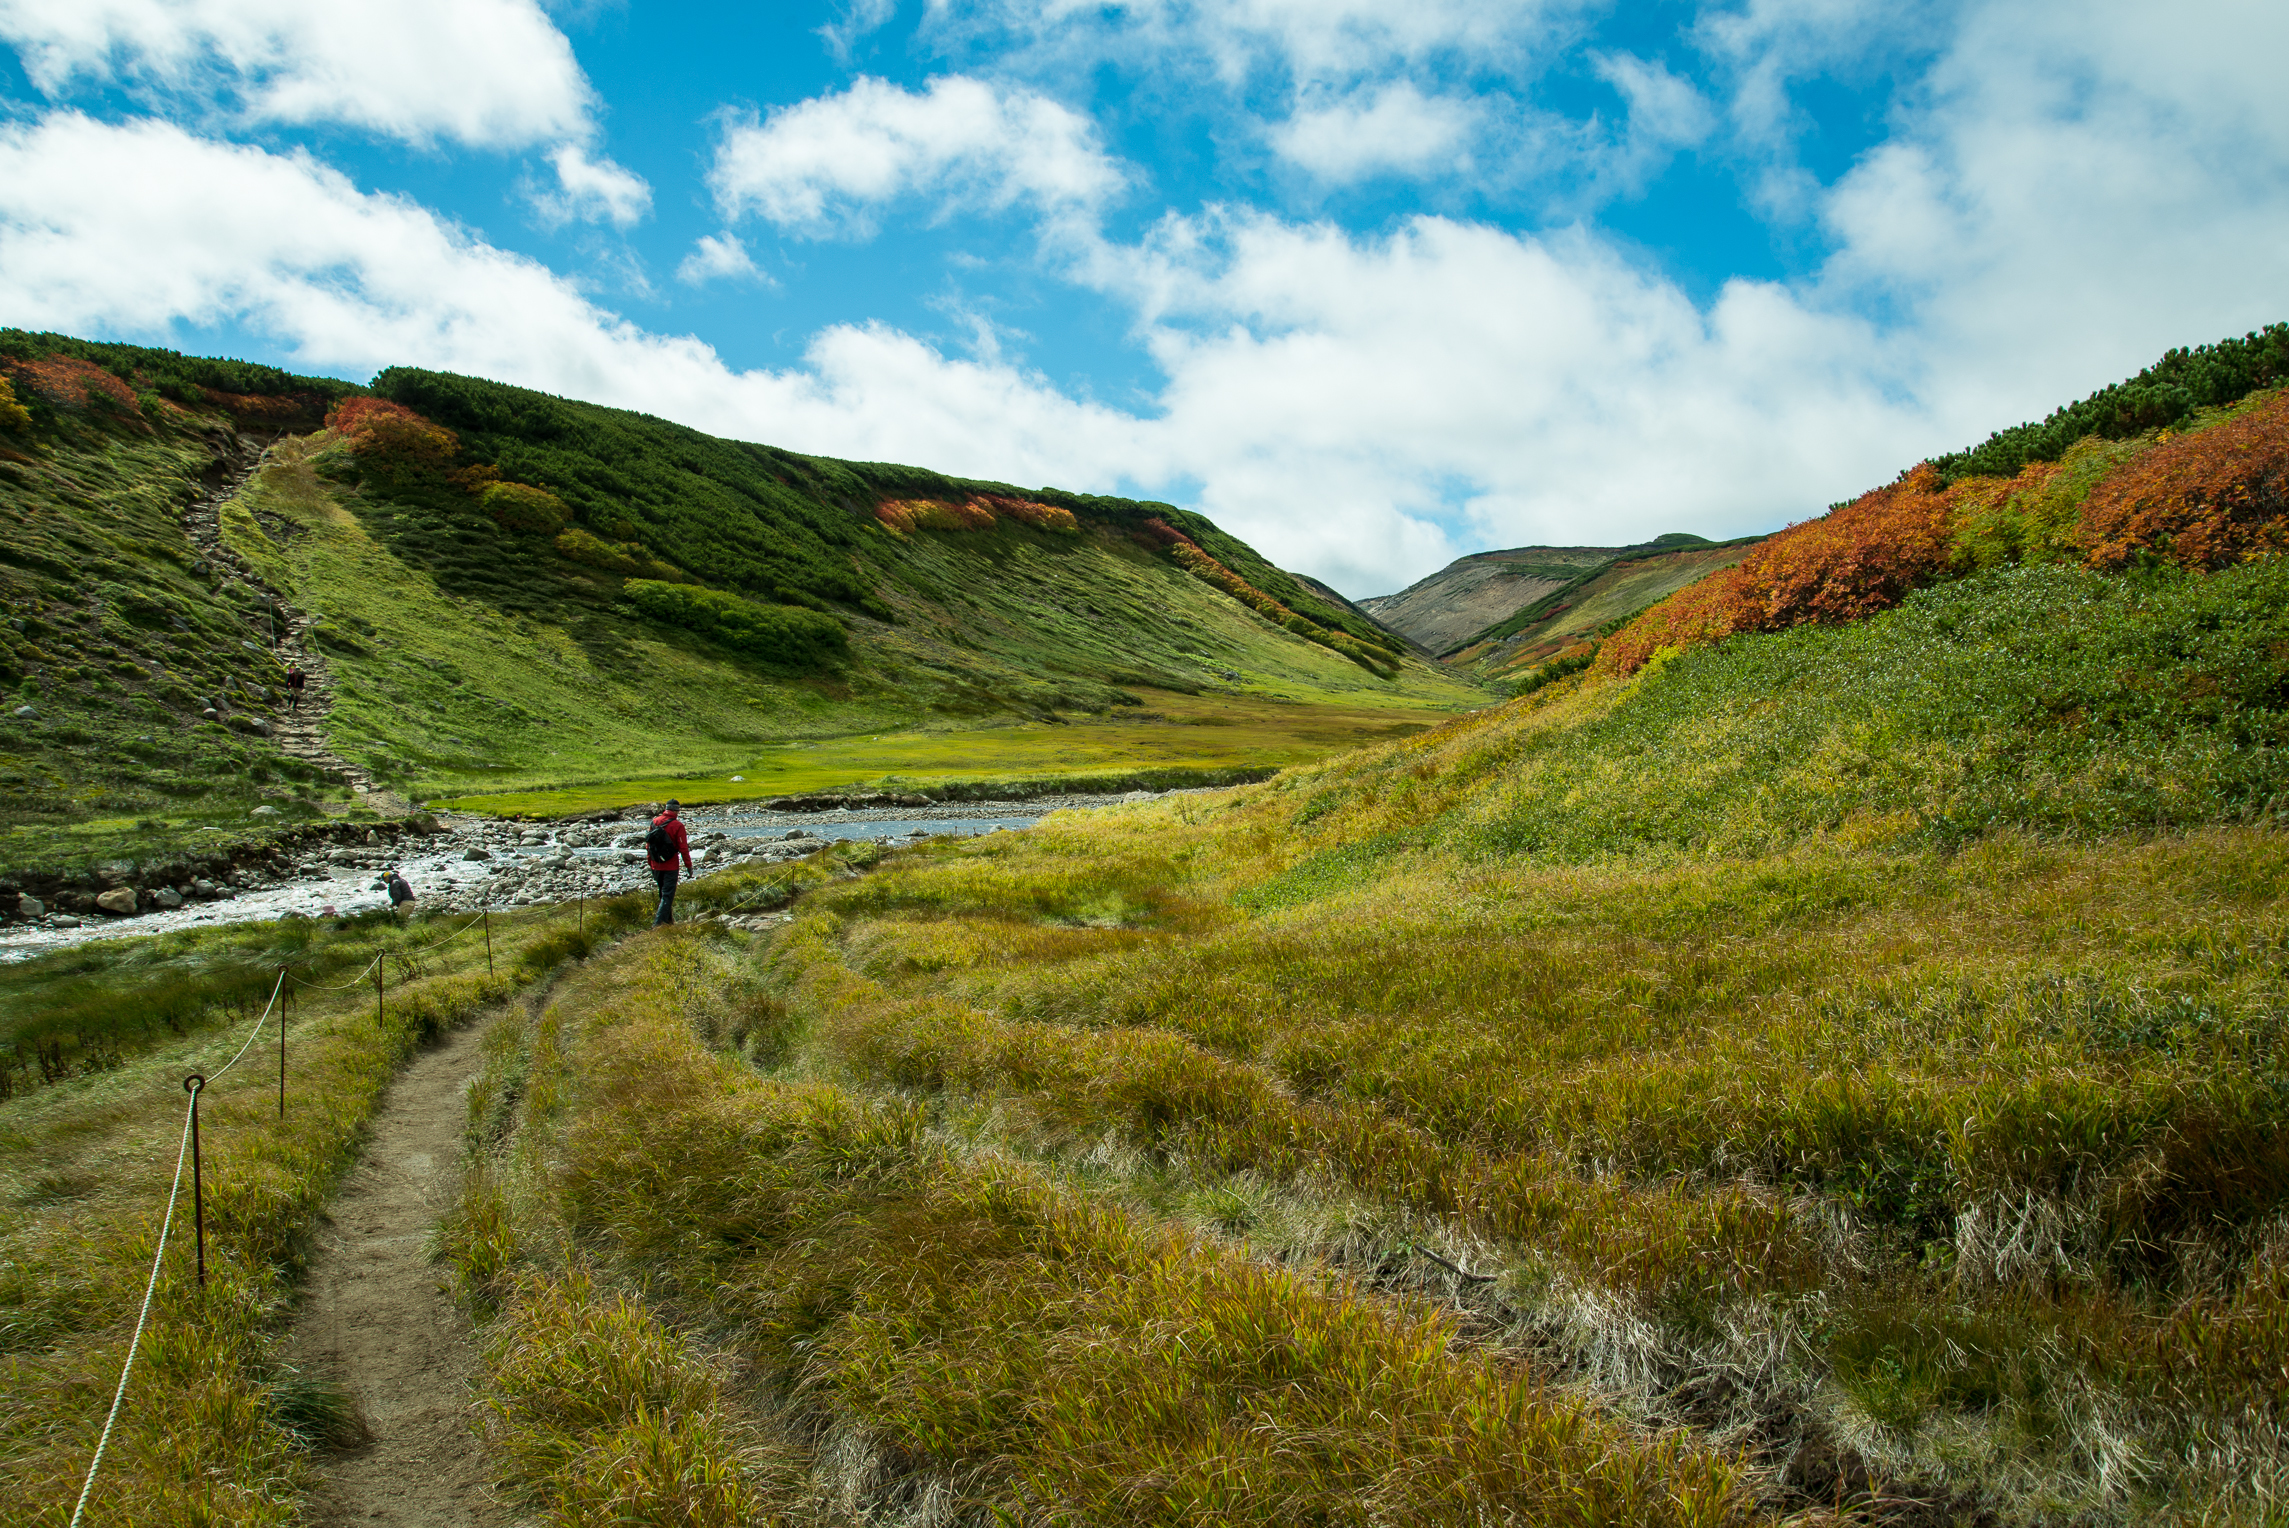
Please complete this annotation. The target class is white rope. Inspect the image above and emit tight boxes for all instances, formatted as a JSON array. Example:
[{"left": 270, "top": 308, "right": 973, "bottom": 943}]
[
  {"left": 67, "top": 1091, "right": 198, "bottom": 1528},
  {"left": 205, "top": 968, "right": 286, "bottom": 1083}
]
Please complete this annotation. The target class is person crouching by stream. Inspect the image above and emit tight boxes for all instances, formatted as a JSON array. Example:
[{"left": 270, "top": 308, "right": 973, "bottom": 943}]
[
  {"left": 385, "top": 867, "right": 415, "bottom": 917},
  {"left": 646, "top": 799, "right": 694, "bottom": 926}
]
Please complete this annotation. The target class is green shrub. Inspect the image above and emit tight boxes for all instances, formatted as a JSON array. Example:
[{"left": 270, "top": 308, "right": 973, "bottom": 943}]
[
  {"left": 483, "top": 481, "right": 571, "bottom": 536},
  {"left": 620, "top": 579, "right": 846, "bottom": 668}
]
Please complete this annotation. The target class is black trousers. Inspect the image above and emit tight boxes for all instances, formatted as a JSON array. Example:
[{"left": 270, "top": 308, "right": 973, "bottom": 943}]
[{"left": 652, "top": 865, "right": 679, "bottom": 925}]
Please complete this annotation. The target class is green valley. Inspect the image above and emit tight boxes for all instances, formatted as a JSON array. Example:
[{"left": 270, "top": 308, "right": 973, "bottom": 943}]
[{"left": 11, "top": 319, "right": 2289, "bottom": 1528}]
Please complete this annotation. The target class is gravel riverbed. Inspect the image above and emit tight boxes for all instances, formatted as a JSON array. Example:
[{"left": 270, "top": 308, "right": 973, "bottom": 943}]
[{"left": 0, "top": 790, "right": 1184, "bottom": 959}]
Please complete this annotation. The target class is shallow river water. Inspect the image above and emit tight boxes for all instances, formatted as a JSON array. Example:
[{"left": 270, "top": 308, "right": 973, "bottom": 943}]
[{"left": 0, "top": 806, "right": 1067, "bottom": 962}]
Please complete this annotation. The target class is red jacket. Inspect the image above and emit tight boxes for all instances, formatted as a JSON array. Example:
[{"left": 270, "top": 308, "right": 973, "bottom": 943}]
[{"left": 648, "top": 813, "right": 692, "bottom": 872}]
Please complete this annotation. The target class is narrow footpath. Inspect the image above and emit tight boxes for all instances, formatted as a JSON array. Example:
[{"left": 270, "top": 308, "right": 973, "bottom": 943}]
[
  {"left": 180, "top": 432, "right": 413, "bottom": 815},
  {"left": 287, "top": 1016, "right": 511, "bottom": 1527}
]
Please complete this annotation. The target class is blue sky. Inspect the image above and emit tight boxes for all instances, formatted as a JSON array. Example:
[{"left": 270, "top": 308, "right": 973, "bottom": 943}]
[{"left": 1, "top": 1, "right": 2285, "bottom": 596}]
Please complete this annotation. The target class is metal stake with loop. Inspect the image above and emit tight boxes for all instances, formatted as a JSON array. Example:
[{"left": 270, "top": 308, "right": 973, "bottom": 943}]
[{"left": 182, "top": 1074, "right": 207, "bottom": 1287}]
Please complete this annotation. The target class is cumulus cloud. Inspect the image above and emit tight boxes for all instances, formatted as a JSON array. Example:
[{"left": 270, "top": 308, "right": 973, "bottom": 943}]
[
  {"left": 1269, "top": 82, "right": 1479, "bottom": 182},
  {"left": 532, "top": 143, "right": 652, "bottom": 229},
  {"left": 0, "top": 0, "right": 595, "bottom": 147},
  {"left": 676, "top": 232, "right": 764, "bottom": 286},
  {"left": 708, "top": 75, "right": 1124, "bottom": 236}
]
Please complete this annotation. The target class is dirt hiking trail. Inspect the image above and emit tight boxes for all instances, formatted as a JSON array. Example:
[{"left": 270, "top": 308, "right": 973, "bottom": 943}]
[{"left": 288, "top": 1017, "right": 513, "bottom": 1526}]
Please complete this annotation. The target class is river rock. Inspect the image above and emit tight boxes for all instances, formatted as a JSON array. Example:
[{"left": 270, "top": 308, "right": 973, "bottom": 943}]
[
  {"left": 52, "top": 914, "right": 82, "bottom": 927},
  {"left": 151, "top": 887, "right": 185, "bottom": 909},
  {"left": 17, "top": 894, "right": 43, "bottom": 918},
  {"left": 463, "top": 846, "right": 492, "bottom": 861},
  {"left": 11, "top": 704, "right": 35, "bottom": 718},
  {"left": 250, "top": 804, "right": 281, "bottom": 816},
  {"left": 95, "top": 887, "right": 138, "bottom": 915}
]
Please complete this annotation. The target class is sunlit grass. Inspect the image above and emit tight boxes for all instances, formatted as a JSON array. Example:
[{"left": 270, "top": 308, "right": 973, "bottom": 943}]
[{"left": 0, "top": 898, "right": 645, "bottom": 1526}]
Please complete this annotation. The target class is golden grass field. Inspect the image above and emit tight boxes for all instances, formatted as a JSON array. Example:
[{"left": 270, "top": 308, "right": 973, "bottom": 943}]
[{"left": 13, "top": 555, "right": 2289, "bottom": 1525}]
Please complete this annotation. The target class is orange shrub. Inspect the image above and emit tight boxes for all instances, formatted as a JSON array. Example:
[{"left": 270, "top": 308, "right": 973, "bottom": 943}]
[
  {"left": 1726, "top": 465, "right": 1959, "bottom": 632},
  {"left": 980, "top": 494, "right": 1079, "bottom": 532},
  {"left": 325, "top": 396, "right": 457, "bottom": 474},
  {"left": 5, "top": 355, "right": 138, "bottom": 413},
  {"left": 1588, "top": 567, "right": 1745, "bottom": 679},
  {"left": 2077, "top": 391, "right": 2289, "bottom": 569},
  {"left": 876, "top": 497, "right": 996, "bottom": 532}
]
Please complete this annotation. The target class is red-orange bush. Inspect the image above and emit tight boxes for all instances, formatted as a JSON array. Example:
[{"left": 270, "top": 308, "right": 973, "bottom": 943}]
[
  {"left": 2077, "top": 391, "right": 2289, "bottom": 569},
  {"left": 876, "top": 497, "right": 996, "bottom": 532},
  {"left": 1727, "top": 465, "right": 1959, "bottom": 632},
  {"left": 325, "top": 396, "right": 457, "bottom": 474},
  {"left": 1588, "top": 567, "right": 1745, "bottom": 679},
  {"left": 1593, "top": 466, "right": 2019, "bottom": 678},
  {"left": 4, "top": 355, "right": 138, "bottom": 413}
]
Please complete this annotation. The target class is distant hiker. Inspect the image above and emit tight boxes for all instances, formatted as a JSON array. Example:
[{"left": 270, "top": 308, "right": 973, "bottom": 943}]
[
  {"left": 285, "top": 664, "right": 307, "bottom": 712},
  {"left": 646, "top": 799, "right": 693, "bottom": 926},
  {"left": 386, "top": 868, "right": 415, "bottom": 915}
]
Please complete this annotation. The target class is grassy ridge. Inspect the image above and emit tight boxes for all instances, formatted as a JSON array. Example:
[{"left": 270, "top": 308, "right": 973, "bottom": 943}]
[{"left": 227, "top": 433, "right": 1474, "bottom": 807}]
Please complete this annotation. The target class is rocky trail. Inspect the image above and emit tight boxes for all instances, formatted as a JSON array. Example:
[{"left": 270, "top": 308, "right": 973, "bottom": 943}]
[
  {"left": 286, "top": 1012, "right": 515, "bottom": 1527},
  {"left": 179, "top": 434, "right": 412, "bottom": 816}
]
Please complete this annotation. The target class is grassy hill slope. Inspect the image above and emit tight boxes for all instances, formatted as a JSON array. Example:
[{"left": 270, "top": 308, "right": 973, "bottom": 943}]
[
  {"left": 1444, "top": 535, "right": 1764, "bottom": 677},
  {"left": 701, "top": 549, "right": 2289, "bottom": 1522},
  {"left": 1356, "top": 541, "right": 1646, "bottom": 650},
  {"left": 0, "top": 334, "right": 1481, "bottom": 872}
]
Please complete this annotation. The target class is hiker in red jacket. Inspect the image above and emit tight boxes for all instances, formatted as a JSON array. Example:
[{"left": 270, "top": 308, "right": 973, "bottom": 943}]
[{"left": 646, "top": 798, "right": 693, "bottom": 926}]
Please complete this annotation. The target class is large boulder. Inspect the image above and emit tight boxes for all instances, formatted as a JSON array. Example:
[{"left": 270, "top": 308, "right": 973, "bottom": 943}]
[{"left": 95, "top": 887, "right": 138, "bottom": 916}]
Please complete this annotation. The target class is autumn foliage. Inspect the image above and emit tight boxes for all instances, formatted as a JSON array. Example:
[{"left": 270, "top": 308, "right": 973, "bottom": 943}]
[
  {"left": 875, "top": 495, "right": 1080, "bottom": 534},
  {"left": 325, "top": 396, "right": 458, "bottom": 475},
  {"left": 2077, "top": 391, "right": 2289, "bottom": 570},
  {"left": 1586, "top": 411, "right": 2289, "bottom": 682},
  {"left": 3, "top": 355, "right": 138, "bottom": 414}
]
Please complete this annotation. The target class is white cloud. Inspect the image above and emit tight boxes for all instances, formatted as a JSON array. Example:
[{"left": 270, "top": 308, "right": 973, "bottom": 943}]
[
  {"left": 705, "top": 76, "right": 1117, "bottom": 236},
  {"left": 708, "top": 75, "right": 1124, "bottom": 236},
  {"left": 921, "top": 0, "right": 1569, "bottom": 91},
  {"left": 1269, "top": 82, "right": 1479, "bottom": 182},
  {"left": 532, "top": 143, "right": 652, "bottom": 229},
  {"left": 677, "top": 232, "right": 764, "bottom": 286},
  {"left": 0, "top": 0, "right": 594, "bottom": 147}
]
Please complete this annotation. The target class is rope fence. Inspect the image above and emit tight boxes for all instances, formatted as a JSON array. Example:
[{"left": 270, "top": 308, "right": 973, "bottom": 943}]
[
  {"left": 64, "top": 966, "right": 287, "bottom": 1525},
  {"left": 60, "top": 861, "right": 784, "bottom": 1517}
]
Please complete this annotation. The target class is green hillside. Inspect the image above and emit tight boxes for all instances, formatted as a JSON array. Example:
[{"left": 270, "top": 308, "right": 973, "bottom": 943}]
[
  {"left": 1444, "top": 534, "right": 1764, "bottom": 675},
  {"left": 0, "top": 332, "right": 1480, "bottom": 872}
]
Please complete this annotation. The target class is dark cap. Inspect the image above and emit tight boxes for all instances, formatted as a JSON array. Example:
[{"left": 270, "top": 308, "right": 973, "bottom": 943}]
[{"left": 664, "top": 798, "right": 681, "bottom": 810}]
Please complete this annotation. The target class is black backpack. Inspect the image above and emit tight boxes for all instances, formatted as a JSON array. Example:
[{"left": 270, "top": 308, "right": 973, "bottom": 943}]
[{"left": 644, "top": 820, "right": 675, "bottom": 860}]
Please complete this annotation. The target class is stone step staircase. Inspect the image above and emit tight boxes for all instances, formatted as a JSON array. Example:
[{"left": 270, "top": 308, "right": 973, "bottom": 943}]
[{"left": 180, "top": 436, "right": 413, "bottom": 816}]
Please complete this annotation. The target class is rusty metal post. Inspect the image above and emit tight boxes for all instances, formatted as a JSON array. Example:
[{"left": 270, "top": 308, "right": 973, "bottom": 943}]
[
  {"left": 374, "top": 960, "right": 384, "bottom": 1030},
  {"left": 483, "top": 908, "right": 493, "bottom": 977},
  {"left": 278, "top": 967, "right": 288, "bottom": 1120},
  {"left": 183, "top": 1074, "right": 207, "bottom": 1286}
]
